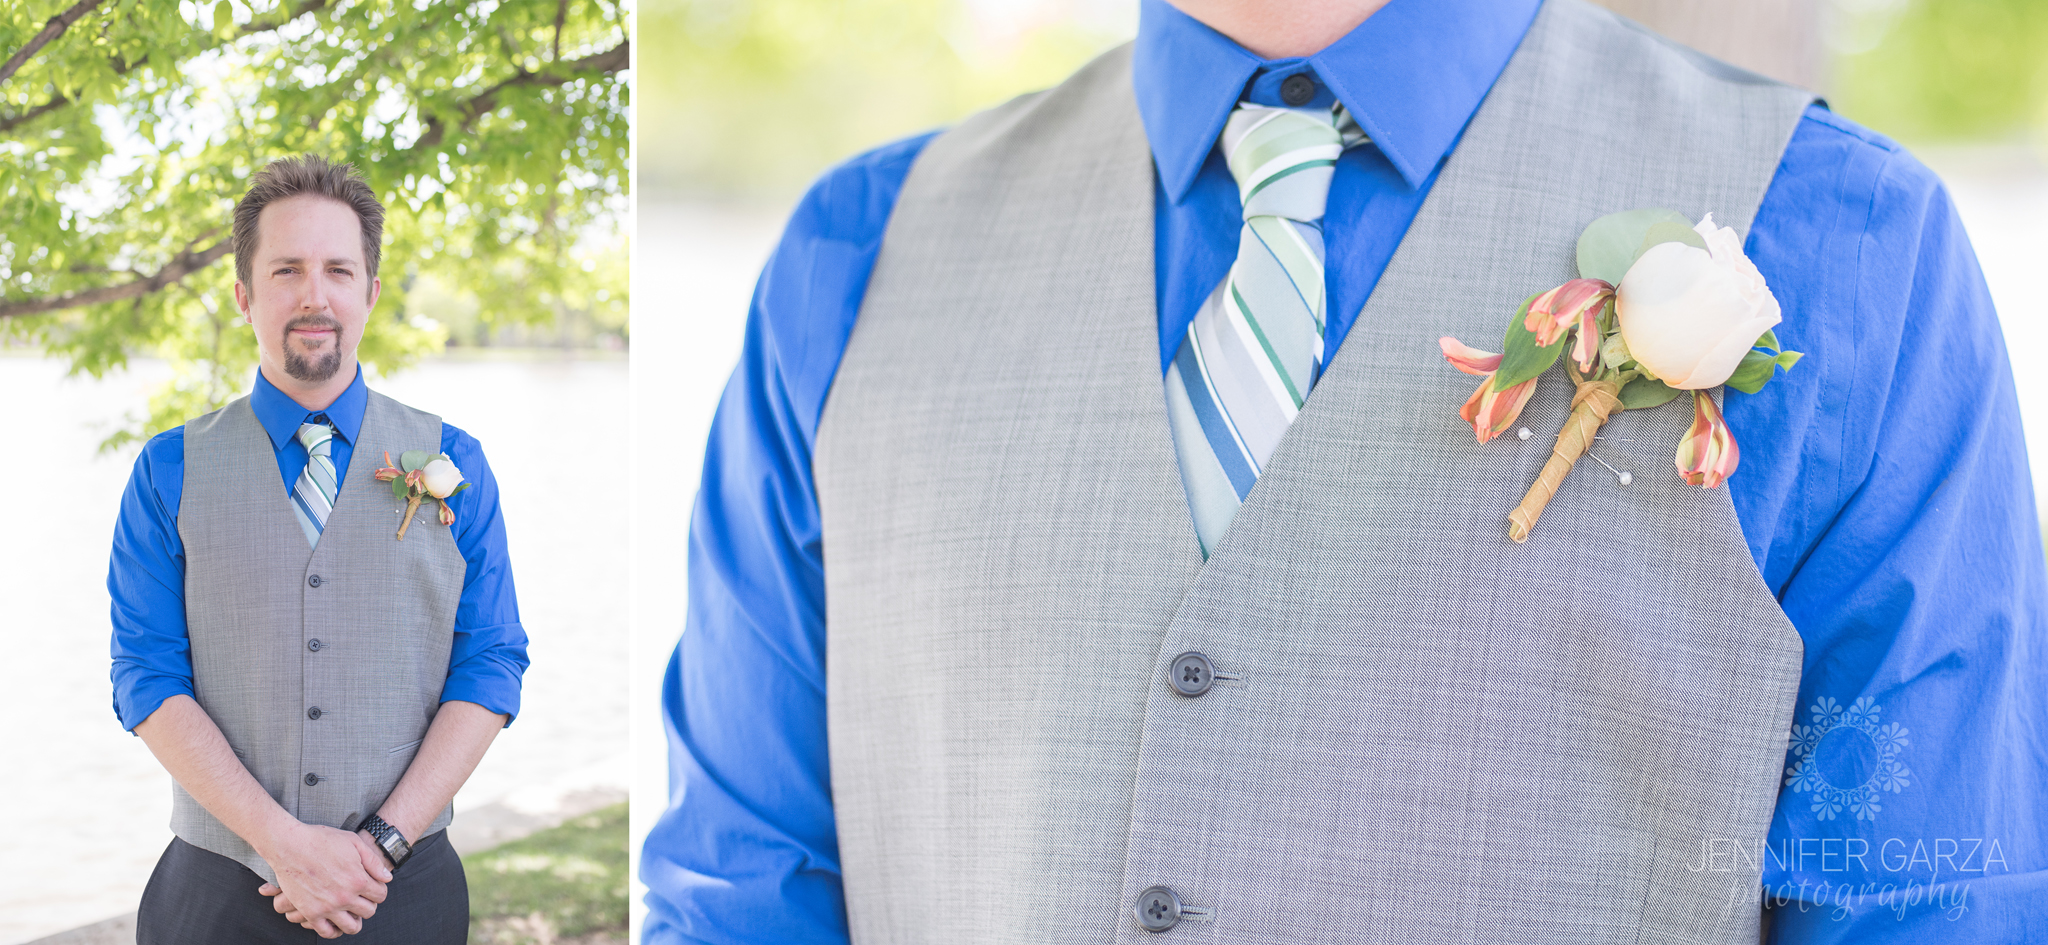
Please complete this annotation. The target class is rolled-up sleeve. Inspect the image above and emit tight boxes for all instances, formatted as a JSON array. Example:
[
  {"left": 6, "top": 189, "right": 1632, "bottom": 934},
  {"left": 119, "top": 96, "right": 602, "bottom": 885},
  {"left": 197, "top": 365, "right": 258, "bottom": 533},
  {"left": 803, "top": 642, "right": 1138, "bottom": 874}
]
[
  {"left": 436, "top": 424, "right": 529, "bottom": 722},
  {"left": 108, "top": 428, "right": 198, "bottom": 732}
]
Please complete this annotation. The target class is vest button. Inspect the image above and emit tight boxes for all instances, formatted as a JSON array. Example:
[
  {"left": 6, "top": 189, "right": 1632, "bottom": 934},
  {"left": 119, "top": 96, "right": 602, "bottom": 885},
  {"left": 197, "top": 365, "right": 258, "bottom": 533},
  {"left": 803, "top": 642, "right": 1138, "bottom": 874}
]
[
  {"left": 307, "top": 639, "right": 324, "bottom": 652},
  {"left": 1169, "top": 651, "right": 1214, "bottom": 697},
  {"left": 307, "top": 707, "right": 322, "bottom": 720},
  {"left": 1280, "top": 73, "right": 1316, "bottom": 107},
  {"left": 1134, "top": 885, "right": 1182, "bottom": 933},
  {"left": 304, "top": 773, "right": 321, "bottom": 786},
  {"left": 307, "top": 574, "right": 323, "bottom": 588}
]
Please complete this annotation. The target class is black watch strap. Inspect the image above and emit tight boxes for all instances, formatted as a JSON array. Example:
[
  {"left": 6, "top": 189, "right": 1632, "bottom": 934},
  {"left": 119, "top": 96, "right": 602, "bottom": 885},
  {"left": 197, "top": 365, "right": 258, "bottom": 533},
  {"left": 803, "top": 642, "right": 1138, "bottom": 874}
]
[{"left": 359, "top": 815, "right": 412, "bottom": 870}]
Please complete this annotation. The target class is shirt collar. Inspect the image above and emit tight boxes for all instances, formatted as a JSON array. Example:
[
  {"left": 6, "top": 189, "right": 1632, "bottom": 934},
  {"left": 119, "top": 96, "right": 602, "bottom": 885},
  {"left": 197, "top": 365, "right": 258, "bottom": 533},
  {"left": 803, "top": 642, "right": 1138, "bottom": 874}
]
[
  {"left": 251, "top": 364, "right": 367, "bottom": 453},
  {"left": 1133, "top": 0, "right": 1542, "bottom": 201}
]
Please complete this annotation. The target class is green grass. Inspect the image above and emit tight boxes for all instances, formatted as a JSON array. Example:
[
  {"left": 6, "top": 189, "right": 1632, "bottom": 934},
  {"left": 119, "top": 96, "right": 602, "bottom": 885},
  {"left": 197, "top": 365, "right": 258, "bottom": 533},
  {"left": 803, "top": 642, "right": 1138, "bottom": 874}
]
[{"left": 465, "top": 802, "right": 628, "bottom": 944}]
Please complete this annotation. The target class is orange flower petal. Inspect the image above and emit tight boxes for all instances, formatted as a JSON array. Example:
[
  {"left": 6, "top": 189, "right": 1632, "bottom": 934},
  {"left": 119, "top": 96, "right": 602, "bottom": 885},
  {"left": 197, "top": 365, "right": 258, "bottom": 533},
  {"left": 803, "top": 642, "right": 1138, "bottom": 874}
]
[{"left": 1440, "top": 336, "right": 1503, "bottom": 376}]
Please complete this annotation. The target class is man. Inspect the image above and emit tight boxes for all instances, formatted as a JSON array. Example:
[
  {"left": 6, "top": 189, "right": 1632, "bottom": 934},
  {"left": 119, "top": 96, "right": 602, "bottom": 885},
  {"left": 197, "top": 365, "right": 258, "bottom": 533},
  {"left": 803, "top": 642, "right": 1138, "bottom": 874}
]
[
  {"left": 644, "top": 0, "right": 2045, "bottom": 941},
  {"left": 108, "top": 154, "right": 528, "bottom": 942}
]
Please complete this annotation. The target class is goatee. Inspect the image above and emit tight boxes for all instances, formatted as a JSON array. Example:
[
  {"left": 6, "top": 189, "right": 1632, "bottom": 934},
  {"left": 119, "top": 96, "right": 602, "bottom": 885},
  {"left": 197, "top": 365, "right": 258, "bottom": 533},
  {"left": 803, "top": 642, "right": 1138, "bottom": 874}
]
[{"left": 282, "top": 315, "right": 345, "bottom": 383}]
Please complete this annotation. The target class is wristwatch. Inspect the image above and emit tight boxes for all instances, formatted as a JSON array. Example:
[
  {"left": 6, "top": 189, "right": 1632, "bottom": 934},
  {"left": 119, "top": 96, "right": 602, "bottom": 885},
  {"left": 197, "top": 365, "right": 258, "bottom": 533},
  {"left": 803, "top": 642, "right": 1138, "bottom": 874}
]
[{"left": 359, "top": 814, "right": 412, "bottom": 870}]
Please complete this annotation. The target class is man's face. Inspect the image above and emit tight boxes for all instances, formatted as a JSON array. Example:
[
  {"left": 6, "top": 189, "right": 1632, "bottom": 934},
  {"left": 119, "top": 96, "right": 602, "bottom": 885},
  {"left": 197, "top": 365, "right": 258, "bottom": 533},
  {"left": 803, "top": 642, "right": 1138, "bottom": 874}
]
[{"left": 235, "top": 194, "right": 380, "bottom": 388}]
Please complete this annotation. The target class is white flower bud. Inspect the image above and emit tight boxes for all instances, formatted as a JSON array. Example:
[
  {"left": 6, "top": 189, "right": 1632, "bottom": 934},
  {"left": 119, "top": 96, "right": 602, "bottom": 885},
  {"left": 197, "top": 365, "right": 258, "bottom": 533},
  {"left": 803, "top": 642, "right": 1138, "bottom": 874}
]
[
  {"left": 1616, "top": 213, "right": 1781, "bottom": 390},
  {"left": 421, "top": 457, "right": 465, "bottom": 498}
]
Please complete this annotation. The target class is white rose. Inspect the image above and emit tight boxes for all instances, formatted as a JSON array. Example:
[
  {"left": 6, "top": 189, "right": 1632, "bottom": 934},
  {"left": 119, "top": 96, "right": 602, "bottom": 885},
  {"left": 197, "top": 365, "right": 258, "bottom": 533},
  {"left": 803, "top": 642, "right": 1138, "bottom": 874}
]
[
  {"left": 1616, "top": 213, "right": 1781, "bottom": 390},
  {"left": 420, "top": 457, "right": 465, "bottom": 498}
]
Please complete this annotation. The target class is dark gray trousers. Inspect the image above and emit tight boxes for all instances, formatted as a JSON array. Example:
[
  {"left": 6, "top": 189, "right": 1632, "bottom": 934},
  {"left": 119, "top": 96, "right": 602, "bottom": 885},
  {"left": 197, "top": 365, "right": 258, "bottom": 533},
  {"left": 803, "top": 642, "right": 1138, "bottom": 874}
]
[{"left": 136, "top": 830, "right": 467, "bottom": 945}]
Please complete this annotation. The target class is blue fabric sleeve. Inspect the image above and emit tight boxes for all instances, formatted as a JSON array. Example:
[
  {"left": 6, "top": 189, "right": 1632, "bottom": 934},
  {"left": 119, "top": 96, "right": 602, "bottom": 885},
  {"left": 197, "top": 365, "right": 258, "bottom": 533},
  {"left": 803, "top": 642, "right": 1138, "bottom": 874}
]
[
  {"left": 106, "top": 418, "right": 530, "bottom": 731},
  {"left": 435, "top": 422, "right": 530, "bottom": 721},
  {"left": 108, "top": 428, "right": 196, "bottom": 732},
  {"left": 1737, "top": 106, "right": 2048, "bottom": 940},
  {"left": 638, "top": 132, "right": 933, "bottom": 945}
]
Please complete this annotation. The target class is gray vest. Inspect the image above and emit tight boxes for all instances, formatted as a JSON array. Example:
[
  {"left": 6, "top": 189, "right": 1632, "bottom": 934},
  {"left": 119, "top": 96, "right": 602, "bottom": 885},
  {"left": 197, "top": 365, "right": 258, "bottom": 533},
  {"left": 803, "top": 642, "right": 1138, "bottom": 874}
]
[
  {"left": 178, "top": 388, "right": 463, "bottom": 883},
  {"left": 815, "top": 1, "right": 1814, "bottom": 941}
]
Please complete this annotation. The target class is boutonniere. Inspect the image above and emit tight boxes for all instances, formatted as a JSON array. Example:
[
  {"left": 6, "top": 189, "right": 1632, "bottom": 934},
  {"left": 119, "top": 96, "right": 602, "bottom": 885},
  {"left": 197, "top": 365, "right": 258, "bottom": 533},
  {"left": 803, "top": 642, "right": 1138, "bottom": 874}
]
[
  {"left": 372, "top": 450, "right": 469, "bottom": 540},
  {"left": 1439, "top": 209, "right": 1803, "bottom": 543}
]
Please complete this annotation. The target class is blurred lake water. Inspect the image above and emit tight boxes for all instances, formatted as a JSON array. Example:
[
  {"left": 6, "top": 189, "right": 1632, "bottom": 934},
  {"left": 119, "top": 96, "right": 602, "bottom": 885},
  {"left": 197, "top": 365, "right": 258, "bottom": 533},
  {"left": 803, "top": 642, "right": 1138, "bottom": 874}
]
[{"left": 0, "top": 354, "right": 627, "bottom": 944}]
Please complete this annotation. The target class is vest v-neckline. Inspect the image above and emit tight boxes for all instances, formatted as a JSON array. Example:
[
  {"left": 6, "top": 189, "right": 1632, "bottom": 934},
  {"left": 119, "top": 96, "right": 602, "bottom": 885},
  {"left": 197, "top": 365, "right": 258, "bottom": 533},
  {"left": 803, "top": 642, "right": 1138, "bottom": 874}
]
[{"left": 246, "top": 394, "right": 396, "bottom": 555}]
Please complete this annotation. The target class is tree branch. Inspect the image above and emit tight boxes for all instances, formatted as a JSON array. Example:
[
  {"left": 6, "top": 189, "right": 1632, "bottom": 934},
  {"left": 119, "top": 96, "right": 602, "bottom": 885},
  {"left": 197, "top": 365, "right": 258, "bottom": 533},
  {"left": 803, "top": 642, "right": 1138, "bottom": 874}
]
[
  {"left": 0, "top": 92, "right": 68, "bottom": 132},
  {"left": 414, "top": 38, "right": 627, "bottom": 150},
  {"left": 0, "top": 1, "right": 320, "bottom": 131},
  {"left": 552, "top": 0, "right": 567, "bottom": 62},
  {"left": 0, "top": 239, "right": 230, "bottom": 320},
  {"left": 0, "top": 0, "right": 104, "bottom": 87},
  {"left": 0, "top": 48, "right": 142, "bottom": 132}
]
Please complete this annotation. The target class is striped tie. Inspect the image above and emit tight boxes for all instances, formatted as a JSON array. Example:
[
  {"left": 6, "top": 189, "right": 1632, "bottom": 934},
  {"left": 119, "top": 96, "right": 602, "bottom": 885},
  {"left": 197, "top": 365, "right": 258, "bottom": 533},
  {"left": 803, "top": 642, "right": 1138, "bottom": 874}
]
[
  {"left": 1165, "top": 102, "right": 1362, "bottom": 557},
  {"left": 291, "top": 420, "right": 339, "bottom": 547}
]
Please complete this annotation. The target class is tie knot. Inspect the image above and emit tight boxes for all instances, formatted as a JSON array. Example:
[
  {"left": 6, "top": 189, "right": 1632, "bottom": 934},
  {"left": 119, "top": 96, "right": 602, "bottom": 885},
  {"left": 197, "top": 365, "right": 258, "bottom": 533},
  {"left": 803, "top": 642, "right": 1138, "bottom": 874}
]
[
  {"left": 297, "top": 421, "right": 334, "bottom": 456},
  {"left": 1221, "top": 103, "right": 1346, "bottom": 223}
]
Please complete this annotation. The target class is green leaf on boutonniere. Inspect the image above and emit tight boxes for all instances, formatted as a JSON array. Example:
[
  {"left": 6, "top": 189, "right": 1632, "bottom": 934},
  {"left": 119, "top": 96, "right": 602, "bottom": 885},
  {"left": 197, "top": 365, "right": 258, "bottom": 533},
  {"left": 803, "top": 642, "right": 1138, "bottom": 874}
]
[
  {"left": 1492, "top": 293, "right": 1567, "bottom": 391},
  {"left": 1725, "top": 345, "right": 1804, "bottom": 395},
  {"left": 1724, "top": 350, "right": 1778, "bottom": 394},
  {"left": 449, "top": 482, "right": 471, "bottom": 497},
  {"left": 1756, "top": 328, "right": 1780, "bottom": 353},
  {"left": 1619, "top": 376, "right": 1683, "bottom": 409},
  {"left": 1636, "top": 220, "right": 1708, "bottom": 259},
  {"left": 390, "top": 475, "right": 409, "bottom": 500},
  {"left": 1577, "top": 208, "right": 1693, "bottom": 284},
  {"left": 400, "top": 450, "right": 432, "bottom": 472}
]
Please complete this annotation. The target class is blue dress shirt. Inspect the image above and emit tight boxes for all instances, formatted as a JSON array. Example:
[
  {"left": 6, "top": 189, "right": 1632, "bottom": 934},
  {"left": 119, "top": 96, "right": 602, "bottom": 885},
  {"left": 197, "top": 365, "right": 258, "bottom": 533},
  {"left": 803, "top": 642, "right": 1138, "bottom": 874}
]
[
  {"left": 643, "top": 0, "right": 2048, "bottom": 940},
  {"left": 109, "top": 366, "right": 529, "bottom": 731}
]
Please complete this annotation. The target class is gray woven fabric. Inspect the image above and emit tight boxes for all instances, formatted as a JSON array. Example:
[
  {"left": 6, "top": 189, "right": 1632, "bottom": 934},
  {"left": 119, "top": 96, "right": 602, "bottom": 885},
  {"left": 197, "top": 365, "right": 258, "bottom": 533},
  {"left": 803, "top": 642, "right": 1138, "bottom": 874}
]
[
  {"left": 816, "top": 1, "right": 1814, "bottom": 941},
  {"left": 178, "top": 390, "right": 464, "bottom": 883}
]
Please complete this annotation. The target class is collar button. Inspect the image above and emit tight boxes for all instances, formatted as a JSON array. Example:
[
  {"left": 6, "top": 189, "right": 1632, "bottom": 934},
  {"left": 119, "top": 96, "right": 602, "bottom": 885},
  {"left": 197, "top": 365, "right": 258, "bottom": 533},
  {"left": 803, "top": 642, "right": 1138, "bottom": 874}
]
[{"left": 1280, "top": 73, "right": 1316, "bottom": 107}]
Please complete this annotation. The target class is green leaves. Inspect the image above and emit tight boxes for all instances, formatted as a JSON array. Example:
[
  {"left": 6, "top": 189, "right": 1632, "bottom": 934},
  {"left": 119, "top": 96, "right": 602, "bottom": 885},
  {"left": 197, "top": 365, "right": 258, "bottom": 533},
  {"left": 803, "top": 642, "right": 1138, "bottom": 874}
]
[
  {"left": 1492, "top": 293, "right": 1567, "bottom": 392},
  {"left": 1724, "top": 351, "right": 1776, "bottom": 394},
  {"left": 399, "top": 449, "right": 433, "bottom": 472},
  {"left": 1576, "top": 208, "right": 1695, "bottom": 284},
  {"left": 1637, "top": 220, "right": 1707, "bottom": 258},
  {"left": 1723, "top": 328, "right": 1803, "bottom": 395},
  {"left": 1619, "top": 377, "right": 1683, "bottom": 409}
]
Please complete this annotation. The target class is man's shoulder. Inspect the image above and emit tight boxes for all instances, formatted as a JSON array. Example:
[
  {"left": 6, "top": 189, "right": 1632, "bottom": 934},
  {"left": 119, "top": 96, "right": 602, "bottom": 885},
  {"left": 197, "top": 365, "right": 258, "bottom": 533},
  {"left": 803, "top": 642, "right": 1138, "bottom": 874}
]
[
  {"left": 366, "top": 387, "right": 443, "bottom": 424},
  {"left": 361, "top": 389, "right": 489, "bottom": 462},
  {"left": 437, "top": 420, "right": 484, "bottom": 466},
  {"left": 1779, "top": 104, "right": 1947, "bottom": 212},
  {"left": 143, "top": 423, "right": 186, "bottom": 454},
  {"left": 177, "top": 393, "right": 253, "bottom": 441},
  {"left": 786, "top": 132, "right": 937, "bottom": 249},
  {"left": 1794, "top": 104, "right": 1900, "bottom": 154},
  {"left": 130, "top": 424, "right": 188, "bottom": 478}
]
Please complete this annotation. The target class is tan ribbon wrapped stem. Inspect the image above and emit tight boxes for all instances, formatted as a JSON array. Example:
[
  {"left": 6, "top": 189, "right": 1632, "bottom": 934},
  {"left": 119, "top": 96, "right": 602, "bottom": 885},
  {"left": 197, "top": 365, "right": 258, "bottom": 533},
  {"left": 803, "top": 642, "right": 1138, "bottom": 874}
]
[
  {"left": 1507, "top": 376, "right": 1625, "bottom": 543},
  {"left": 397, "top": 494, "right": 423, "bottom": 540}
]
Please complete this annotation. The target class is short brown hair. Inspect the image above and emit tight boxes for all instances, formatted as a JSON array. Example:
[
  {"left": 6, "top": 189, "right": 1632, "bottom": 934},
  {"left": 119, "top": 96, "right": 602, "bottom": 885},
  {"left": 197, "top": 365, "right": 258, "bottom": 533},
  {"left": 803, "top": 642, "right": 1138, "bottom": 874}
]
[{"left": 232, "top": 154, "right": 384, "bottom": 291}]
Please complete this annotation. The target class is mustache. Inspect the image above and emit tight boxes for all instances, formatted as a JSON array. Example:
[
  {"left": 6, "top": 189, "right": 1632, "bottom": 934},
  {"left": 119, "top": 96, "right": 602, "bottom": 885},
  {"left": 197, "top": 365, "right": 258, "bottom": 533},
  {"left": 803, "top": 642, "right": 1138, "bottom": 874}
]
[{"left": 283, "top": 314, "right": 343, "bottom": 336}]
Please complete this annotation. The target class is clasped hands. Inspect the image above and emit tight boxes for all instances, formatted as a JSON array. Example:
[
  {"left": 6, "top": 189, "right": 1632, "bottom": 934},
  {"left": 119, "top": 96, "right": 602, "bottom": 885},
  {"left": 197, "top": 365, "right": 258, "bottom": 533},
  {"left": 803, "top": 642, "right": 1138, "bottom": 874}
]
[{"left": 254, "top": 822, "right": 393, "bottom": 938}]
